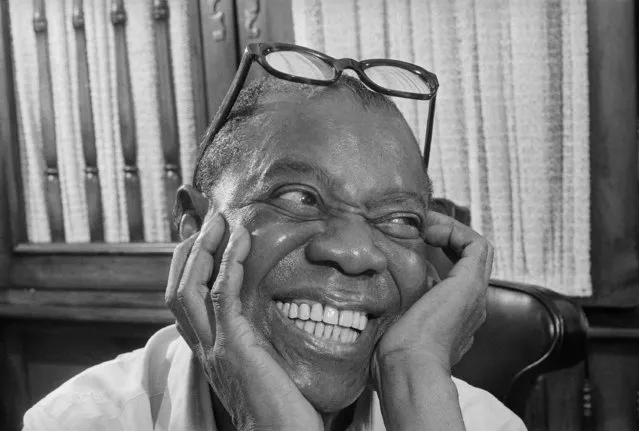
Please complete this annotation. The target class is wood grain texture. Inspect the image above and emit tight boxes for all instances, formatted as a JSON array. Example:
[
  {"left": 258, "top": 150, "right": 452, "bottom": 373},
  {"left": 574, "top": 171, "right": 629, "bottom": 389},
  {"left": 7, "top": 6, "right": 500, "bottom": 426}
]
[
  {"left": 0, "top": 288, "right": 167, "bottom": 309},
  {"left": 186, "top": 0, "right": 208, "bottom": 140},
  {"left": 0, "top": 288, "right": 172, "bottom": 323},
  {"left": 72, "top": 0, "right": 103, "bottom": 242},
  {"left": 14, "top": 242, "right": 176, "bottom": 254},
  {"left": 0, "top": 0, "right": 21, "bottom": 281},
  {"left": 0, "top": 173, "right": 10, "bottom": 290},
  {"left": 0, "top": 327, "right": 30, "bottom": 431},
  {"left": 238, "top": 0, "right": 261, "bottom": 47},
  {"left": 582, "top": 377, "right": 595, "bottom": 431},
  {"left": 523, "top": 376, "right": 548, "bottom": 431},
  {"left": 9, "top": 253, "right": 172, "bottom": 291},
  {"left": 152, "top": 0, "right": 181, "bottom": 241},
  {"left": 588, "top": 341, "right": 639, "bottom": 431},
  {"left": 235, "top": 0, "right": 294, "bottom": 50},
  {"left": 111, "top": 0, "right": 144, "bottom": 242},
  {"left": 33, "top": 0, "right": 64, "bottom": 242},
  {"left": 198, "top": 0, "right": 238, "bottom": 120},
  {"left": 587, "top": 0, "right": 639, "bottom": 304},
  {"left": 545, "top": 364, "right": 586, "bottom": 431},
  {"left": 0, "top": 304, "right": 173, "bottom": 324}
]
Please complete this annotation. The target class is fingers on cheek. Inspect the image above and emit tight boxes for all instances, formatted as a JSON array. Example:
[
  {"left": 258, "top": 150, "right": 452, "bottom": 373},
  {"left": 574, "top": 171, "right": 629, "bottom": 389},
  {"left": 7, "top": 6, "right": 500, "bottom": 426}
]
[
  {"left": 166, "top": 236, "right": 198, "bottom": 308},
  {"left": 198, "top": 214, "right": 226, "bottom": 250},
  {"left": 232, "top": 227, "right": 251, "bottom": 261}
]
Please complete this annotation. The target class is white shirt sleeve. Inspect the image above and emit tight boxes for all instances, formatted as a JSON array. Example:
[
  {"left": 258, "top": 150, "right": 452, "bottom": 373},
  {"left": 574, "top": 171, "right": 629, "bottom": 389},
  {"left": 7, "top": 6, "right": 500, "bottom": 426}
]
[
  {"left": 454, "top": 378, "right": 528, "bottom": 431},
  {"left": 22, "top": 405, "right": 67, "bottom": 431}
]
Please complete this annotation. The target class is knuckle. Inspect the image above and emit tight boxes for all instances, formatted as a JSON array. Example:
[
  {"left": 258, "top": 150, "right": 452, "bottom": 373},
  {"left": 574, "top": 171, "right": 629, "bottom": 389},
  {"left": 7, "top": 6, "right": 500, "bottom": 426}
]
[
  {"left": 212, "top": 270, "right": 230, "bottom": 293},
  {"left": 220, "top": 247, "right": 235, "bottom": 268},
  {"left": 175, "top": 287, "right": 188, "bottom": 309},
  {"left": 173, "top": 238, "right": 193, "bottom": 256},
  {"left": 164, "top": 290, "right": 175, "bottom": 308},
  {"left": 166, "top": 285, "right": 184, "bottom": 313},
  {"left": 210, "top": 288, "right": 226, "bottom": 310},
  {"left": 176, "top": 280, "right": 187, "bottom": 302}
]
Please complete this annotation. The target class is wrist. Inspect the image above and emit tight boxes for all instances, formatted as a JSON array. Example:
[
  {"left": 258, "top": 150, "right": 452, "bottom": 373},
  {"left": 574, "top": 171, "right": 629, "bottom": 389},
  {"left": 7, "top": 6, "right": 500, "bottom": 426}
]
[
  {"left": 375, "top": 356, "right": 464, "bottom": 431},
  {"left": 377, "top": 355, "right": 455, "bottom": 397},
  {"left": 376, "top": 348, "right": 452, "bottom": 376}
]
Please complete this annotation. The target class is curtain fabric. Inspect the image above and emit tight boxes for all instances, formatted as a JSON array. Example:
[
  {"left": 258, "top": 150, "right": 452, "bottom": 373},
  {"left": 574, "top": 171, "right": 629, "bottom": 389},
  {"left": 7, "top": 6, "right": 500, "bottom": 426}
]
[
  {"left": 9, "top": 0, "right": 198, "bottom": 243},
  {"left": 292, "top": 0, "right": 591, "bottom": 296}
]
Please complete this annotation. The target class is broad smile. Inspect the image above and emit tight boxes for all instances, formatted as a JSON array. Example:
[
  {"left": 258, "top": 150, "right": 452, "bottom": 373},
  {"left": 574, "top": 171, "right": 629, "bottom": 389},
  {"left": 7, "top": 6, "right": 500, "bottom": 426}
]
[
  {"left": 269, "top": 298, "right": 376, "bottom": 360},
  {"left": 276, "top": 300, "right": 368, "bottom": 343}
]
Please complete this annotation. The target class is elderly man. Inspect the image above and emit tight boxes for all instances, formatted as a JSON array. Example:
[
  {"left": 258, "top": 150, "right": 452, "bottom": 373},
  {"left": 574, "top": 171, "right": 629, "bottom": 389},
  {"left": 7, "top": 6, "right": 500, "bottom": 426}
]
[{"left": 23, "top": 43, "right": 526, "bottom": 430}]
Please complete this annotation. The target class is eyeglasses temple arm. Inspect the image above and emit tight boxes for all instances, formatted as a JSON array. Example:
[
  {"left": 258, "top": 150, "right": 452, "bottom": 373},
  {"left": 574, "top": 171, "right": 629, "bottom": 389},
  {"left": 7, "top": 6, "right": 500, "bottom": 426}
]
[
  {"left": 193, "top": 51, "right": 255, "bottom": 185},
  {"left": 422, "top": 94, "right": 437, "bottom": 170}
]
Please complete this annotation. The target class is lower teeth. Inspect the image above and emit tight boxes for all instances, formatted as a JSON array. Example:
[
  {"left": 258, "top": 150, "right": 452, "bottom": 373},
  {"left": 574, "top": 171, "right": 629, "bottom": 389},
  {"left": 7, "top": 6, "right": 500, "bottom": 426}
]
[{"left": 292, "top": 318, "right": 359, "bottom": 343}]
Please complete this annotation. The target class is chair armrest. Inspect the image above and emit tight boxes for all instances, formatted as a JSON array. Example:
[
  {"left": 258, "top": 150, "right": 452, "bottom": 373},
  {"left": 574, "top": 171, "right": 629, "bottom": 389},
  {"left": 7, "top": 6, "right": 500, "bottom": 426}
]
[
  {"left": 453, "top": 279, "right": 589, "bottom": 417},
  {"left": 489, "top": 279, "right": 589, "bottom": 372}
]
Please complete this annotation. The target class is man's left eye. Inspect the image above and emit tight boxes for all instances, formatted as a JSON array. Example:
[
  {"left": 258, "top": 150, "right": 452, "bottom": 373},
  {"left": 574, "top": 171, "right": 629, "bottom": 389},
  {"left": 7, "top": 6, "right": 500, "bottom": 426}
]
[{"left": 376, "top": 215, "right": 422, "bottom": 239}]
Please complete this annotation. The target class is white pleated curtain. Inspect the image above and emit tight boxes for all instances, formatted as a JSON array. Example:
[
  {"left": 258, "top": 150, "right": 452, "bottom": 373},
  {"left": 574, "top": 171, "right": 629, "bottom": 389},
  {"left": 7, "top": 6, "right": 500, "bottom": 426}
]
[
  {"left": 293, "top": 0, "right": 591, "bottom": 296},
  {"left": 9, "top": 0, "right": 197, "bottom": 243}
]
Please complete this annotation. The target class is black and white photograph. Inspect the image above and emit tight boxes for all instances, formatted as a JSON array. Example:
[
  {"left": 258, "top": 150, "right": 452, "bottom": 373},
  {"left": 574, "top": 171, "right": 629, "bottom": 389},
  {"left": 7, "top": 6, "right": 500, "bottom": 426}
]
[{"left": 0, "top": 0, "right": 636, "bottom": 430}]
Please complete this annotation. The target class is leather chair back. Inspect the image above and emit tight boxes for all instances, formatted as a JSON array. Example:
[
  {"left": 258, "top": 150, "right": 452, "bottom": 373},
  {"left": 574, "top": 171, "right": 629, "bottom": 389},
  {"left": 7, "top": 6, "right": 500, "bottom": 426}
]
[{"left": 452, "top": 279, "right": 588, "bottom": 417}]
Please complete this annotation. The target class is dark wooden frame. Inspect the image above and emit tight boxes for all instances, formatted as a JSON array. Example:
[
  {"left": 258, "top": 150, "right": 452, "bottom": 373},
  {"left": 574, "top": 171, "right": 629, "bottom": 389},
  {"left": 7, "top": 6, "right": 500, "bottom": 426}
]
[{"left": 0, "top": 0, "right": 296, "bottom": 323}]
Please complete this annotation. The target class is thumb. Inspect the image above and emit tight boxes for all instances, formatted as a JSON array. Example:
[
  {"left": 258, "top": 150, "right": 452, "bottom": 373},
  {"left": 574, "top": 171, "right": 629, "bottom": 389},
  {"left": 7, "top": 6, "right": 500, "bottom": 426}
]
[{"left": 210, "top": 226, "right": 251, "bottom": 333}]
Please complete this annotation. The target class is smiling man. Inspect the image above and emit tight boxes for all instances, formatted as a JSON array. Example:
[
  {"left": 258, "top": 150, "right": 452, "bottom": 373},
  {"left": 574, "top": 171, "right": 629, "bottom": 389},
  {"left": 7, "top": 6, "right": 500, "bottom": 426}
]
[{"left": 23, "top": 45, "right": 526, "bottom": 431}]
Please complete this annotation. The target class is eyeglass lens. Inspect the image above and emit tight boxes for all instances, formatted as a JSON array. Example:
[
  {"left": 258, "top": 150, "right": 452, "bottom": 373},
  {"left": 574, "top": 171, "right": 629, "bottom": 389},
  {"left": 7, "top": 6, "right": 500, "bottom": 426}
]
[
  {"left": 265, "top": 51, "right": 336, "bottom": 81},
  {"left": 363, "top": 65, "right": 432, "bottom": 95}
]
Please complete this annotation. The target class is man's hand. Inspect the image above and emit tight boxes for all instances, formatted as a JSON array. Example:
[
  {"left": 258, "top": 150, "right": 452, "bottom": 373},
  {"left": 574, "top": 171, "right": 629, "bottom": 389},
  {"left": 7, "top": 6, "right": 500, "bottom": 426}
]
[
  {"left": 165, "top": 213, "right": 323, "bottom": 431},
  {"left": 370, "top": 211, "right": 494, "bottom": 430}
]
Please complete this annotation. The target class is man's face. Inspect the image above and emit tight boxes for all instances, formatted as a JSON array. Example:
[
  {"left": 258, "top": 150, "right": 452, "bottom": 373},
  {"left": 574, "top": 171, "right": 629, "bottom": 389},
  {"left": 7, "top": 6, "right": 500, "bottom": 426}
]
[{"left": 210, "top": 90, "right": 431, "bottom": 413}]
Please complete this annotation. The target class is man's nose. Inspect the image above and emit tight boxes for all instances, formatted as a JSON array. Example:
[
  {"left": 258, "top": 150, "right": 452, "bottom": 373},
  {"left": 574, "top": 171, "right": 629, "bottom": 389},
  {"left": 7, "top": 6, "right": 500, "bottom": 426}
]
[{"left": 305, "top": 217, "right": 387, "bottom": 276}]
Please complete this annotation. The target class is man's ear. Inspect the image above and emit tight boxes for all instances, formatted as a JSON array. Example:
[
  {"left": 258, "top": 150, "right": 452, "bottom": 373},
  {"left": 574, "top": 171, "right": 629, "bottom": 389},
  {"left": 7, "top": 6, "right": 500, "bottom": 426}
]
[{"left": 173, "top": 185, "right": 211, "bottom": 241}]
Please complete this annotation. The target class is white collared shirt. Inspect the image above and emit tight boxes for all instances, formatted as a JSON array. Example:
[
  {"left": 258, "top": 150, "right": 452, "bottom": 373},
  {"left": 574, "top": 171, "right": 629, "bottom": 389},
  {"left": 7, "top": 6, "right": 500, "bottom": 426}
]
[{"left": 23, "top": 325, "right": 526, "bottom": 430}]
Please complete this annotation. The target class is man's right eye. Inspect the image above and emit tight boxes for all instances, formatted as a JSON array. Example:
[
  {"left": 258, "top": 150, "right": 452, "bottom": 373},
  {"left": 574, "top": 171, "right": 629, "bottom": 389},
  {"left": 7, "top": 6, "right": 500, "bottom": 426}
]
[
  {"left": 278, "top": 190, "right": 319, "bottom": 207},
  {"left": 271, "top": 189, "right": 323, "bottom": 218}
]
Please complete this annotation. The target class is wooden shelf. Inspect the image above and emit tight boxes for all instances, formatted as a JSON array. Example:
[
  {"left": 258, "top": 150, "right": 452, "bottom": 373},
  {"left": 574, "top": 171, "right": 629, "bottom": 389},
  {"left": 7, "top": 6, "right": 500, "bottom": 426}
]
[
  {"left": 0, "top": 286, "right": 172, "bottom": 323},
  {"left": 0, "top": 303, "right": 173, "bottom": 324},
  {"left": 9, "top": 251, "right": 172, "bottom": 291}
]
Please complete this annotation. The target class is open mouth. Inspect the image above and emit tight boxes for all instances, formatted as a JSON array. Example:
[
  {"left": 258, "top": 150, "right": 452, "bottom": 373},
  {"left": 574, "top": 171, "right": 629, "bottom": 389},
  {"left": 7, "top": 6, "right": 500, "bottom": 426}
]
[{"left": 276, "top": 300, "right": 368, "bottom": 344}]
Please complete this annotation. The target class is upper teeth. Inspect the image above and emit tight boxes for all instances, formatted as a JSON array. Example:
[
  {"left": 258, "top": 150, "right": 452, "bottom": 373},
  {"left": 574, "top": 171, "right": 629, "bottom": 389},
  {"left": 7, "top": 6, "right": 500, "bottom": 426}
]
[{"left": 276, "top": 301, "right": 368, "bottom": 331}]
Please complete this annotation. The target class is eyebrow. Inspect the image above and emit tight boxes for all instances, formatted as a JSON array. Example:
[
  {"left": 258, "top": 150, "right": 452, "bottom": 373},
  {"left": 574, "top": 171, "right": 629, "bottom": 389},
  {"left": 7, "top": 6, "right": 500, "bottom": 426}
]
[
  {"left": 260, "top": 157, "right": 338, "bottom": 191},
  {"left": 258, "top": 157, "right": 429, "bottom": 212},
  {"left": 364, "top": 190, "right": 429, "bottom": 213}
]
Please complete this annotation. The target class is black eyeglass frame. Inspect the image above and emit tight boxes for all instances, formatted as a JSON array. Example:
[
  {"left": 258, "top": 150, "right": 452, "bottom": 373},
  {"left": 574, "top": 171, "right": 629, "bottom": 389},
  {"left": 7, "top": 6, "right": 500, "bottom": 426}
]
[{"left": 194, "top": 42, "right": 439, "bottom": 184}]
